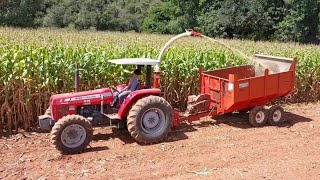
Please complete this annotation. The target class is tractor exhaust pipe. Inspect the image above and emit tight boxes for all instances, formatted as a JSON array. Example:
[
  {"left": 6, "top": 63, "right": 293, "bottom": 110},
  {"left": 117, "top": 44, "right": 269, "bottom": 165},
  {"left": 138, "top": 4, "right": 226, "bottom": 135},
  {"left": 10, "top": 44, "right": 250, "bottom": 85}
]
[{"left": 75, "top": 63, "right": 80, "bottom": 92}]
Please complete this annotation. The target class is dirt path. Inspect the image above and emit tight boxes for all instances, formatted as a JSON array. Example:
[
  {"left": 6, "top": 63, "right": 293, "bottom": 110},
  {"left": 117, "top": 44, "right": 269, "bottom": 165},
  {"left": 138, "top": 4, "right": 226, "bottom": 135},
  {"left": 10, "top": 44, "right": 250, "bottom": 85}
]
[{"left": 1, "top": 103, "right": 320, "bottom": 180}]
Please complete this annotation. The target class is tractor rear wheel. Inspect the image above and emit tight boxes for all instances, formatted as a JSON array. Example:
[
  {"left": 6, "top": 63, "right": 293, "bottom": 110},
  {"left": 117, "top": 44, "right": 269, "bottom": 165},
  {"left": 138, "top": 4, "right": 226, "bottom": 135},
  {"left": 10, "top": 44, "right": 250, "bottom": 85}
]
[
  {"left": 51, "top": 115, "right": 93, "bottom": 154},
  {"left": 127, "top": 96, "right": 173, "bottom": 144},
  {"left": 268, "top": 106, "right": 285, "bottom": 126},
  {"left": 249, "top": 106, "right": 268, "bottom": 127}
]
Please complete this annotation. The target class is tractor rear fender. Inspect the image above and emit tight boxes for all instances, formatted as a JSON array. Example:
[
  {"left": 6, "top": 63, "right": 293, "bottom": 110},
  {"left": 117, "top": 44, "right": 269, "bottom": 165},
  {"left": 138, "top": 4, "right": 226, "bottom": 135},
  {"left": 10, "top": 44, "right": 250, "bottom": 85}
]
[{"left": 118, "top": 89, "right": 162, "bottom": 119}]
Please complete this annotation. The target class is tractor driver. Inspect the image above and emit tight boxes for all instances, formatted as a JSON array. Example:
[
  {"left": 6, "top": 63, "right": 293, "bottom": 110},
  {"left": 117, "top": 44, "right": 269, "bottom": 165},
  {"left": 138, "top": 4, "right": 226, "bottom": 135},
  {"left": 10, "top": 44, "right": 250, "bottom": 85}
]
[{"left": 112, "top": 69, "right": 142, "bottom": 107}]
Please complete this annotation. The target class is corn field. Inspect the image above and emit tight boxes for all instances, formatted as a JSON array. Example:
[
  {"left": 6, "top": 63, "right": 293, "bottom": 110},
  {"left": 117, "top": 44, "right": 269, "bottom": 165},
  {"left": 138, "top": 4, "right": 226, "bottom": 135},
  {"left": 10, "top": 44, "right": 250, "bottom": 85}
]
[{"left": 1, "top": 27, "right": 320, "bottom": 137}]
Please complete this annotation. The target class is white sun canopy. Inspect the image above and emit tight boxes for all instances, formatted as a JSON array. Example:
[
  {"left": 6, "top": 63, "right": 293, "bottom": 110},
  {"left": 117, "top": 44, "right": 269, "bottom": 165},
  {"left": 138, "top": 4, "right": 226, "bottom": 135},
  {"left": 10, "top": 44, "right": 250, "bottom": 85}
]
[{"left": 109, "top": 58, "right": 160, "bottom": 66}]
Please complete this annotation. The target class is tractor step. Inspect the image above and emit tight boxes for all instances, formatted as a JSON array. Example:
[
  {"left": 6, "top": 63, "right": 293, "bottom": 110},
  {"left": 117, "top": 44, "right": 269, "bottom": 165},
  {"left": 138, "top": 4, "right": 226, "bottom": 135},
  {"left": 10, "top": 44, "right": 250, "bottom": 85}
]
[{"left": 104, "top": 113, "right": 120, "bottom": 120}]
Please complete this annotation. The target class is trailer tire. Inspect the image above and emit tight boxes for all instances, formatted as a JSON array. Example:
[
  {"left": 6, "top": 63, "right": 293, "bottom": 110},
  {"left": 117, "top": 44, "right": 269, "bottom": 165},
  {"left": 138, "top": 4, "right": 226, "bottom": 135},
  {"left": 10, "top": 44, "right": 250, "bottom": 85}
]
[
  {"left": 268, "top": 106, "right": 285, "bottom": 126},
  {"left": 249, "top": 106, "right": 268, "bottom": 127},
  {"left": 51, "top": 115, "right": 93, "bottom": 154},
  {"left": 127, "top": 96, "right": 173, "bottom": 144}
]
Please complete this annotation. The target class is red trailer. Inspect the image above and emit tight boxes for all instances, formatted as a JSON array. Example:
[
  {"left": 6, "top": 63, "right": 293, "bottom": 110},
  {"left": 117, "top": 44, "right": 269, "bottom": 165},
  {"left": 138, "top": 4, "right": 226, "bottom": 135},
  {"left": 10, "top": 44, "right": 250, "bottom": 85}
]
[{"left": 174, "top": 54, "right": 297, "bottom": 127}]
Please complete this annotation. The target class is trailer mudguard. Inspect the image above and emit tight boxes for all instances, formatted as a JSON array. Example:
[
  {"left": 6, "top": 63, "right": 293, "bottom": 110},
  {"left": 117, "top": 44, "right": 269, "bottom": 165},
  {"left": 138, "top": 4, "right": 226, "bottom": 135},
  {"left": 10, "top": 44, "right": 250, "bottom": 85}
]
[{"left": 117, "top": 88, "right": 161, "bottom": 119}]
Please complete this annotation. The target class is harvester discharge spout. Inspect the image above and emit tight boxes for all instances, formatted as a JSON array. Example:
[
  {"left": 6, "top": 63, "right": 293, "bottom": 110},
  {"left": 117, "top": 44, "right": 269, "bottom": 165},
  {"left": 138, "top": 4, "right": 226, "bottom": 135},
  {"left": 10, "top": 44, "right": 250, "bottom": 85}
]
[{"left": 156, "top": 29, "right": 203, "bottom": 67}]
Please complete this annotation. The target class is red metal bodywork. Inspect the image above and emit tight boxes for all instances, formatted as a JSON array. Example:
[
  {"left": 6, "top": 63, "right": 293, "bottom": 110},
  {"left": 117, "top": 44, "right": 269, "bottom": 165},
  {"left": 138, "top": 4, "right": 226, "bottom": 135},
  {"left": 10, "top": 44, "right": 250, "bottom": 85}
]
[
  {"left": 50, "top": 88, "right": 113, "bottom": 121},
  {"left": 50, "top": 86, "right": 160, "bottom": 121},
  {"left": 173, "top": 56, "right": 297, "bottom": 125},
  {"left": 191, "top": 30, "right": 203, "bottom": 37},
  {"left": 153, "top": 71, "right": 161, "bottom": 89},
  {"left": 201, "top": 65, "right": 295, "bottom": 114},
  {"left": 117, "top": 88, "right": 161, "bottom": 119}
]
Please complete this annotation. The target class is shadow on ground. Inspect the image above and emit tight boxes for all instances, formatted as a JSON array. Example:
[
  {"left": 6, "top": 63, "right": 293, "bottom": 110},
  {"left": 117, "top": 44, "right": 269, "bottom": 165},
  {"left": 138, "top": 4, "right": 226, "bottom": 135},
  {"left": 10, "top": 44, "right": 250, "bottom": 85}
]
[
  {"left": 85, "top": 145, "right": 109, "bottom": 153},
  {"left": 284, "top": 112, "right": 313, "bottom": 127},
  {"left": 92, "top": 128, "right": 135, "bottom": 144},
  {"left": 194, "top": 111, "right": 313, "bottom": 129},
  {"left": 88, "top": 110, "right": 313, "bottom": 150}
]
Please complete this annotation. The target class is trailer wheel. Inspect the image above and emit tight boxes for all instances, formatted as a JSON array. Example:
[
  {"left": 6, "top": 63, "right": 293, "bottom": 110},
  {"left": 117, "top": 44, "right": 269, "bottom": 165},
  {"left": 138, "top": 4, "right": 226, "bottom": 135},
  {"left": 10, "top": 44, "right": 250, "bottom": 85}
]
[
  {"left": 249, "top": 106, "right": 268, "bottom": 127},
  {"left": 127, "top": 96, "right": 173, "bottom": 144},
  {"left": 51, "top": 115, "right": 93, "bottom": 154},
  {"left": 268, "top": 106, "right": 285, "bottom": 126}
]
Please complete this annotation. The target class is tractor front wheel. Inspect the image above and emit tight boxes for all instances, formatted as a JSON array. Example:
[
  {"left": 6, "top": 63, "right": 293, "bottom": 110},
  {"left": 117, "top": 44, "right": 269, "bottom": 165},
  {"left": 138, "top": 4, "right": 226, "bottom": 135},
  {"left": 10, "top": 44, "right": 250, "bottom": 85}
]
[
  {"left": 127, "top": 96, "right": 173, "bottom": 144},
  {"left": 51, "top": 115, "right": 93, "bottom": 154}
]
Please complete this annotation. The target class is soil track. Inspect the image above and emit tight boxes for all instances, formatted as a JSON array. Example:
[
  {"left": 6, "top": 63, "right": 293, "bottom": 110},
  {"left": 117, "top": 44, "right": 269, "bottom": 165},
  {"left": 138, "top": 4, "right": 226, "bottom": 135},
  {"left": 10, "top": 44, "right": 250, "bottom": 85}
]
[{"left": 1, "top": 103, "right": 320, "bottom": 179}]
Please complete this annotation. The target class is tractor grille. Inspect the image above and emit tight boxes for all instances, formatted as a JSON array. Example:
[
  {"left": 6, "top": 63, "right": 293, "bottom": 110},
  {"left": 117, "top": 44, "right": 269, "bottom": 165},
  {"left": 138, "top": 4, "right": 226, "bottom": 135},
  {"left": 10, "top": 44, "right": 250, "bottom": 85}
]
[{"left": 58, "top": 105, "right": 69, "bottom": 117}]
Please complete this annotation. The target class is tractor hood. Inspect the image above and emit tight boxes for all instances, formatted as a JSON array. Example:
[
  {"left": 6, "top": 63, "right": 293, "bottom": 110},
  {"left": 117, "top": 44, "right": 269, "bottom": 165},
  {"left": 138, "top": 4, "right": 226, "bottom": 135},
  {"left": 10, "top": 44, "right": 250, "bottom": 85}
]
[
  {"left": 50, "top": 88, "right": 113, "bottom": 105},
  {"left": 49, "top": 88, "right": 113, "bottom": 121}
]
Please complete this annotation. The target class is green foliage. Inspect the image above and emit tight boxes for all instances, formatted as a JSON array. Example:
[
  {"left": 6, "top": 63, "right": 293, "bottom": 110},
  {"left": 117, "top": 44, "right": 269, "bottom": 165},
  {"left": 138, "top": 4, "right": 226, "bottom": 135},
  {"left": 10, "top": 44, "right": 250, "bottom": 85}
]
[
  {"left": 198, "top": 0, "right": 287, "bottom": 40},
  {"left": 101, "top": 0, "right": 160, "bottom": 32},
  {"left": 142, "top": 1, "right": 181, "bottom": 34},
  {"left": 41, "top": 0, "right": 158, "bottom": 31},
  {"left": 1, "top": 0, "right": 320, "bottom": 43},
  {"left": 1, "top": 28, "right": 320, "bottom": 134},
  {"left": 142, "top": 0, "right": 200, "bottom": 34},
  {"left": 0, "top": 0, "right": 44, "bottom": 27},
  {"left": 42, "top": 0, "right": 106, "bottom": 30},
  {"left": 171, "top": 0, "right": 200, "bottom": 29},
  {"left": 274, "top": 0, "right": 320, "bottom": 43}
]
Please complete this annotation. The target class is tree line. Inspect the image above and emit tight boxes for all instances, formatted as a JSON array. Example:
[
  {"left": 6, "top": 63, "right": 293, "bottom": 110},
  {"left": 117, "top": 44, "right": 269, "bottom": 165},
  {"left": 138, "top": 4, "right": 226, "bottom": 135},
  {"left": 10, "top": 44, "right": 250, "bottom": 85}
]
[{"left": 1, "top": 0, "right": 320, "bottom": 43}]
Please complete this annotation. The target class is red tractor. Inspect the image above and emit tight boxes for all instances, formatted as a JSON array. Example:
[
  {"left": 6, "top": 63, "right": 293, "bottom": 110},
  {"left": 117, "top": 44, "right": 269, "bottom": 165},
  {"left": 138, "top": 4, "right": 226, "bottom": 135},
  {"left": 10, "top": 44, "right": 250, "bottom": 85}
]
[
  {"left": 39, "top": 30, "right": 297, "bottom": 154},
  {"left": 39, "top": 30, "right": 201, "bottom": 154}
]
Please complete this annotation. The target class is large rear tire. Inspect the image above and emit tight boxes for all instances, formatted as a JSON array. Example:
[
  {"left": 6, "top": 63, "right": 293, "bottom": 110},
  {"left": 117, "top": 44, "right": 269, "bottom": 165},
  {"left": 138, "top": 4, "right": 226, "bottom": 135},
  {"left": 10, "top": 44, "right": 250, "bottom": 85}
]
[
  {"left": 127, "top": 96, "right": 173, "bottom": 143},
  {"left": 51, "top": 115, "right": 93, "bottom": 154}
]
